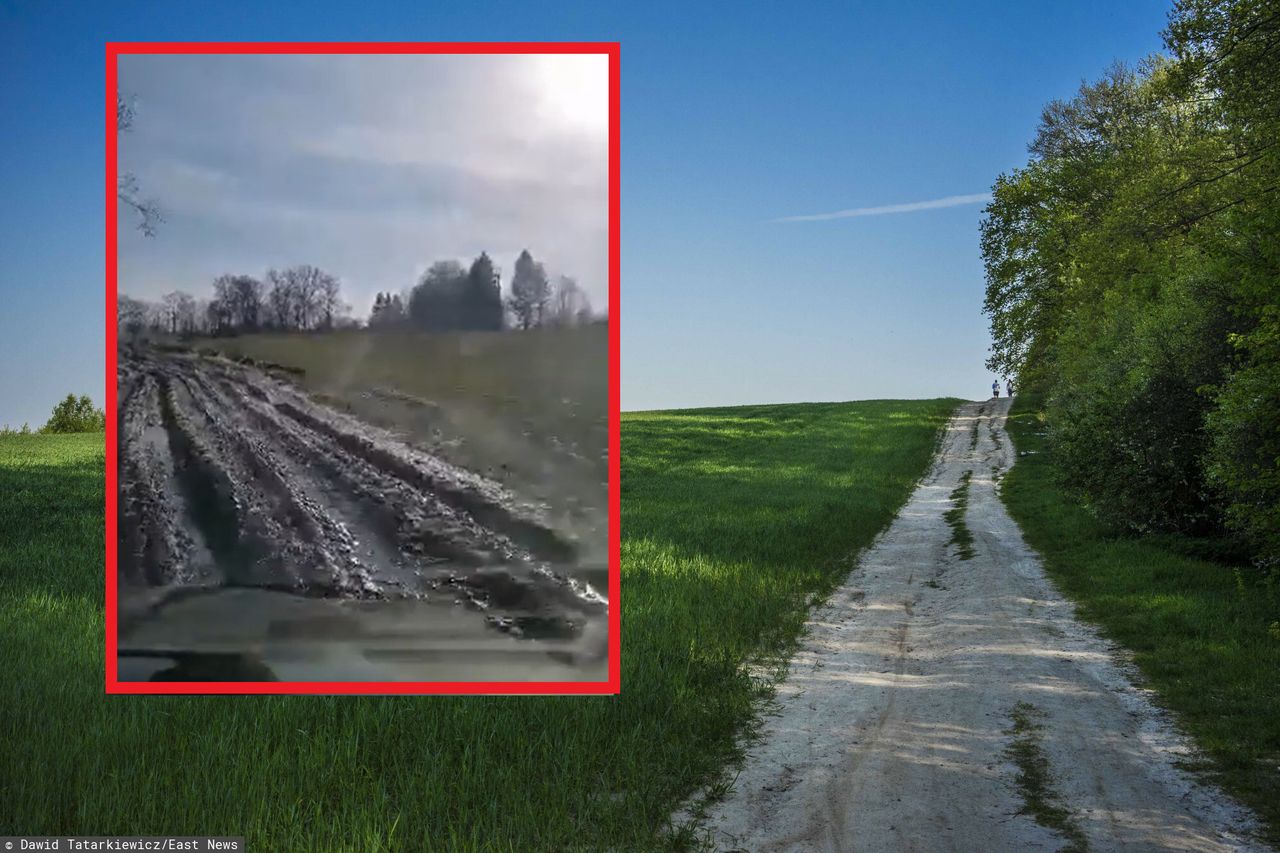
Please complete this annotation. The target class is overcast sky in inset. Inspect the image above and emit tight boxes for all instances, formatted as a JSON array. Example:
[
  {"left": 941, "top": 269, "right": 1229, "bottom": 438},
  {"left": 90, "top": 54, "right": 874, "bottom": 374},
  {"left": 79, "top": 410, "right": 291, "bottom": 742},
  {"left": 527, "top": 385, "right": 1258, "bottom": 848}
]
[{"left": 116, "top": 52, "right": 609, "bottom": 318}]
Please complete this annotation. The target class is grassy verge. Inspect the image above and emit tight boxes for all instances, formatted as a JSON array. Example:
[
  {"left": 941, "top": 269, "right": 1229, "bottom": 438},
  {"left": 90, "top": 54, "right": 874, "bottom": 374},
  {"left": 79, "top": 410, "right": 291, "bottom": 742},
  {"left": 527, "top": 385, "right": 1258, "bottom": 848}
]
[
  {"left": 1002, "top": 394, "right": 1280, "bottom": 844},
  {"left": 1005, "top": 702, "right": 1089, "bottom": 852},
  {"left": 944, "top": 470, "right": 976, "bottom": 560},
  {"left": 1, "top": 399, "right": 957, "bottom": 850}
]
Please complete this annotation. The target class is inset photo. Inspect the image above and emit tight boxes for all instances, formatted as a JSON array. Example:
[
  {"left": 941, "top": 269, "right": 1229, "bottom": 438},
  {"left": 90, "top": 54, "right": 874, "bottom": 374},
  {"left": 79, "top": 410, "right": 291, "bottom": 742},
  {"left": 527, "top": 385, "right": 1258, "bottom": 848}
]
[{"left": 108, "top": 43, "right": 618, "bottom": 693}]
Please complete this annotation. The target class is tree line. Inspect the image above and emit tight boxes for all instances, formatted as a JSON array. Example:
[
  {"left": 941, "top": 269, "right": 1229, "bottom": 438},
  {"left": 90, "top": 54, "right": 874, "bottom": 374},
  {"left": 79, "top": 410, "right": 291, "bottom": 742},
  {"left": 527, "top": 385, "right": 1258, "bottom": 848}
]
[
  {"left": 981, "top": 0, "right": 1278, "bottom": 575},
  {"left": 370, "top": 249, "right": 597, "bottom": 331},
  {"left": 122, "top": 249, "right": 599, "bottom": 338},
  {"left": 119, "top": 264, "right": 351, "bottom": 337},
  {"left": 0, "top": 394, "right": 105, "bottom": 436}
]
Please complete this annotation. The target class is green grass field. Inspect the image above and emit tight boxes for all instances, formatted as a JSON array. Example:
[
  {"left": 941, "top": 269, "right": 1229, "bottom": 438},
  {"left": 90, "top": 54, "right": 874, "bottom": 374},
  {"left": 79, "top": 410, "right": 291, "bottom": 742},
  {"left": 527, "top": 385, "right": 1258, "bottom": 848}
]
[
  {"left": 1001, "top": 395, "right": 1280, "bottom": 844},
  {"left": 0, "top": 399, "right": 956, "bottom": 850}
]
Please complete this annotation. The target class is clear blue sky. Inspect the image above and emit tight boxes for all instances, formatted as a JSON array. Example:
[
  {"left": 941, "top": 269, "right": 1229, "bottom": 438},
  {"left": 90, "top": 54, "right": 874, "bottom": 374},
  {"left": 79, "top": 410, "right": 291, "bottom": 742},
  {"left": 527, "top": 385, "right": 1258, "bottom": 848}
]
[{"left": 0, "top": 0, "right": 1171, "bottom": 426}]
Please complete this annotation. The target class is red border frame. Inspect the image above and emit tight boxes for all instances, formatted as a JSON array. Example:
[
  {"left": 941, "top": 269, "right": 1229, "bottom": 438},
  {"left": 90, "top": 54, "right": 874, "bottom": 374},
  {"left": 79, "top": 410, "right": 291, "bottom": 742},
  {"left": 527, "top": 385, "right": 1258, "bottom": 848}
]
[{"left": 105, "top": 42, "right": 621, "bottom": 695}]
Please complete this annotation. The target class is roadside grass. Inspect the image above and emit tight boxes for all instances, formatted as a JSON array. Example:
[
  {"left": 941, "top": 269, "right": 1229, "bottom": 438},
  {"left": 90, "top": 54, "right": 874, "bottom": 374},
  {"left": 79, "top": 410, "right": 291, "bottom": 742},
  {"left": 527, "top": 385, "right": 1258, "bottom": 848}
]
[
  {"left": 944, "top": 470, "right": 976, "bottom": 560},
  {"left": 1002, "top": 394, "right": 1280, "bottom": 845},
  {"left": 1, "top": 399, "right": 957, "bottom": 850},
  {"left": 1005, "top": 701, "right": 1089, "bottom": 853}
]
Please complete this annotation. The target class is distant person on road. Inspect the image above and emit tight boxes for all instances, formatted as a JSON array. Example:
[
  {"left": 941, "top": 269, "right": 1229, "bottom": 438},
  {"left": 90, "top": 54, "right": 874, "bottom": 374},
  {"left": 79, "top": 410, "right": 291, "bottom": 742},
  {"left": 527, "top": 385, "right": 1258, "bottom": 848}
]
[
  {"left": 992, "top": 379, "right": 1000, "bottom": 399},
  {"left": 1006, "top": 379, "right": 1014, "bottom": 398}
]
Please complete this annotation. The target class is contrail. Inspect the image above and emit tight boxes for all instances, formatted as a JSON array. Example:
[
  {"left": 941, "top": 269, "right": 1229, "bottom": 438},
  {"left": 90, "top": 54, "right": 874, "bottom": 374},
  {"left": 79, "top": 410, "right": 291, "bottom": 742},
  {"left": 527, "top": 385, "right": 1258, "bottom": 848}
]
[{"left": 772, "top": 192, "right": 992, "bottom": 223}]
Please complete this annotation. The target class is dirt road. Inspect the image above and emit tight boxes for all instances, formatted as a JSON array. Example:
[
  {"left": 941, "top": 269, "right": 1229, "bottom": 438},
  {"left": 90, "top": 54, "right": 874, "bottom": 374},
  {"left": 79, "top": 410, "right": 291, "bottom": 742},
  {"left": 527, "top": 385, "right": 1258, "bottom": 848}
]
[
  {"left": 116, "top": 347, "right": 605, "bottom": 673},
  {"left": 696, "top": 399, "right": 1266, "bottom": 852}
]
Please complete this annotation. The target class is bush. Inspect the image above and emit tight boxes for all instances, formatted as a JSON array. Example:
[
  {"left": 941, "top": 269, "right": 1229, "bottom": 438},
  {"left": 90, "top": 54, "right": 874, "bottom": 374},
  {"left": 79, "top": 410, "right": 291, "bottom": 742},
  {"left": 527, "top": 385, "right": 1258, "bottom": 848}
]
[
  {"left": 42, "top": 394, "right": 106, "bottom": 434},
  {"left": 1048, "top": 274, "right": 1234, "bottom": 535},
  {"left": 1206, "top": 308, "right": 1280, "bottom": 576}
]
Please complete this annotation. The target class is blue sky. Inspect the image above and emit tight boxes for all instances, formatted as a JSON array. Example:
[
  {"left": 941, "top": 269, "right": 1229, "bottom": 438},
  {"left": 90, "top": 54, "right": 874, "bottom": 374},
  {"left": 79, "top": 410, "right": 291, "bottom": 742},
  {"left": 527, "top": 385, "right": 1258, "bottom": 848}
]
[{"left": 0, "top": 0, "right": 1171, "bottom": 426}]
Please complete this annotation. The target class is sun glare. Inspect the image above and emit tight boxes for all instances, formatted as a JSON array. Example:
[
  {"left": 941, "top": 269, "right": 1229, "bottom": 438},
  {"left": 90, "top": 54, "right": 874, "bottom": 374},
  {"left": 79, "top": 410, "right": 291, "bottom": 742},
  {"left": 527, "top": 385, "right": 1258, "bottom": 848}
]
[{"left": 528, "top": 54, "right": 609, "bottom": 137}]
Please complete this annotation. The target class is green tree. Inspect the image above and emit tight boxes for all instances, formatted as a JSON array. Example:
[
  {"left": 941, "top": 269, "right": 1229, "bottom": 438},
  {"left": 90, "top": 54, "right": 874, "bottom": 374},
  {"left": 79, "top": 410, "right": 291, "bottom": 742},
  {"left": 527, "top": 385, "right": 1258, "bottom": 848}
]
[
  {"left": 42, "top": 394, "right": 106, "bottom": 434},
  {"left": 980, "top": 0, "right": 1280, "bottom": 571},
  {"left": 1167, "top": 0, "right": 1280, "bottom": 571}
]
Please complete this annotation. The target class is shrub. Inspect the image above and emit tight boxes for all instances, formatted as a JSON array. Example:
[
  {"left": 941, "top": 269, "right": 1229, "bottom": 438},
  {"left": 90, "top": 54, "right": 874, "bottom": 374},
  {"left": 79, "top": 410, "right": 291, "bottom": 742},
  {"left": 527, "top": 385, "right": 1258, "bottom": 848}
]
[
  {"left": 42, "top": 394, "right": 106, "bottom": 434},
  {"left": 1206, "top": 308, "right": 1280, "bottom": 576},
  {"left": 1048, "top": 274, "right": 1234, "bottom": 535}
]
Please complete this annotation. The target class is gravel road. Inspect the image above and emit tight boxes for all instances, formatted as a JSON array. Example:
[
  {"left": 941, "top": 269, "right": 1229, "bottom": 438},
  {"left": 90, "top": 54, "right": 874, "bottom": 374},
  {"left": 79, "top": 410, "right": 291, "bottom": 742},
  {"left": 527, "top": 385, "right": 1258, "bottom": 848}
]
[{"left": 696, "top": 398, "right": 1267, "bottom": 852}]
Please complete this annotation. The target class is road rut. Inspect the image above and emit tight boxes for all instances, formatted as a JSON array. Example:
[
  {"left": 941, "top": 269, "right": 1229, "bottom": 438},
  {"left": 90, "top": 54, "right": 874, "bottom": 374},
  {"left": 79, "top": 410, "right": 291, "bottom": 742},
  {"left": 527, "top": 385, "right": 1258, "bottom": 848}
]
[{"left": 116, "top": 348, "right": 604, "bottom": 647}]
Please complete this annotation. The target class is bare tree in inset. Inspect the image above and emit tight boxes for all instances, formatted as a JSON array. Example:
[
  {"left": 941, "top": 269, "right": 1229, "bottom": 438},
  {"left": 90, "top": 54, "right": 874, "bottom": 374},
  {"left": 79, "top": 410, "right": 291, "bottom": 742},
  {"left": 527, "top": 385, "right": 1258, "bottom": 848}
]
[
  {"left": 160, "top": 291, "right": 197, "bottom": 335},
  {"left": 117, "top": 295, "right": 147, "bottom": 337},
  {"left": 264, "top": 265, "right": 343, "bottom": 331},
  {"left": 317, "top": 271, "right": 344, "bottom": 329},
  {"left": 265, "top": 270, "right": 296, "bottom": 330},
  {"left": 212, "top": 274, "right": 263, "bottom": 333},
  {"left": 206, "top": 299, "right": 232, "bottom": 336},
  {"left": 546, "top": 275, "right": 592, "bottom": 327},
  {"left": 191, "top": 298, "right": 212, "bottom": 335},
  {"left": 116, "top": 92, "right": 162, "bottom": 237}
]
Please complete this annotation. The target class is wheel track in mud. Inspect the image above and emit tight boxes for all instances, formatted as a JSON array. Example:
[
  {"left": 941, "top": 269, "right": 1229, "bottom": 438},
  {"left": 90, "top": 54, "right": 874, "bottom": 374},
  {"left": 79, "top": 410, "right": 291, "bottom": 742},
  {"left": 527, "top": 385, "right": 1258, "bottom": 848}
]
[{"left": 117, "top": 347, "right": 603, "bottom": 640}]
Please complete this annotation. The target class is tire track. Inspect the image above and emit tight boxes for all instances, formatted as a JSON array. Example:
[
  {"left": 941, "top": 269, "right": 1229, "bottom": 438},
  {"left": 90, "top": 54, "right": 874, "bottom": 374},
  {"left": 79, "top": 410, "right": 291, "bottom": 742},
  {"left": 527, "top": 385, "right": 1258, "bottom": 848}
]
[
  {"left": 118, "top": 370, "right": 212, "bottom": 587},
  {"left": 117, "top": 347, "right": 603, "bottom": 643}
]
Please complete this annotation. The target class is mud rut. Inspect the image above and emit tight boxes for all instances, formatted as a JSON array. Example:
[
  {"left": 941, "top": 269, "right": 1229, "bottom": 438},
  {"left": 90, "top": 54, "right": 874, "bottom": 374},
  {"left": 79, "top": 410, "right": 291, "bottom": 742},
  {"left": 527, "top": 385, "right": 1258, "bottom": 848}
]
[
  {"left": 693, "top": 398, "right": 1267, "bottom": 853},
  {"left": 117, "top": 349, "right": 603, "bottom": 641}
]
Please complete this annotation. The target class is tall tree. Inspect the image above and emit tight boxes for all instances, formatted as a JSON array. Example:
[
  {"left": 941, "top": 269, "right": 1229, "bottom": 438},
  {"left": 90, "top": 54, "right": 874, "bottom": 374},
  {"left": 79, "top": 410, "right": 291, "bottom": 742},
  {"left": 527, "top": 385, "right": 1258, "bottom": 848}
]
[
  {"left": 462, "top": 252, "right": 504, "bottom": 330},
  {"left": 265, "top": 271, "right": 297, "bottom": 330},
  {"left": 507, "top": 249, "right": 550, "bottom": 330},
  {"left": 1167, "top": 0, "right": 1280, "bottom": 568},
  {"left": 212, "top": 274, "right": 264, "bottom": 333},
  {"left": 263, "top": 265, "right": 341, "bottom": 331},
  {"left": 546, "top": 276, "right": 592, "bottom": 327},
  {"left": 206, "top": 299, "right": 232, "bottom": 335},
  {"left": 317, "top": 272, "right": 344, "bottom": 330},
  {"left": 409, "top": 261, "right": 467, "bottom": 331},
  {"left": 369, "top": 291, "right": 408, "bottom": 329},
  {"left": 117, "top": 295, "right": 147, "bottom": 336},
  {"left": 981, "top": 0, "right": 1280, "bottom": 567},
  {"left": 160, "top": 291, "right": 197, "bottom": 335}
]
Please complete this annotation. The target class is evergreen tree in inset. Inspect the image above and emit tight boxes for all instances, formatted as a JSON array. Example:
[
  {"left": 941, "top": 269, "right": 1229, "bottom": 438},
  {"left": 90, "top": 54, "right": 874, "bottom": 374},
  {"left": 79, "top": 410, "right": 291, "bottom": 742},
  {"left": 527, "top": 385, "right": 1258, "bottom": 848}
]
[
  {"left": 463, "top": 251, "right": 504, "bottom": 330},
  {"left": 507, "top": 249, "right": 549, "bottom": 330}
]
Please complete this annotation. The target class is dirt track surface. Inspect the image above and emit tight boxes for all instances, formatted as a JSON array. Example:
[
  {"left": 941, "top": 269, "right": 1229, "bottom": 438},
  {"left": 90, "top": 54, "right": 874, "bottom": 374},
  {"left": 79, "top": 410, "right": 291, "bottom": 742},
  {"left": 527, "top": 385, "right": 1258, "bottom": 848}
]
[
  {"left": 116, "top": 347, "right": 604, "bottom": 652},
  {"left": 696, "top": 399, "right": 1267, "bottom": 852}
]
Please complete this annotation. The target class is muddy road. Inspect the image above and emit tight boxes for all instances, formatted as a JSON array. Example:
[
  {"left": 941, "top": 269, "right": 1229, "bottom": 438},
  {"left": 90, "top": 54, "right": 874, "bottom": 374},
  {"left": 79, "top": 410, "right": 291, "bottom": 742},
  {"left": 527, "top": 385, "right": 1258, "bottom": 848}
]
[
  {"left": 116, "top": 346, "right": 606, "bottom": 680},
  {"left": 693, "top": 399, "right": 1267, "bottom": 852}
]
